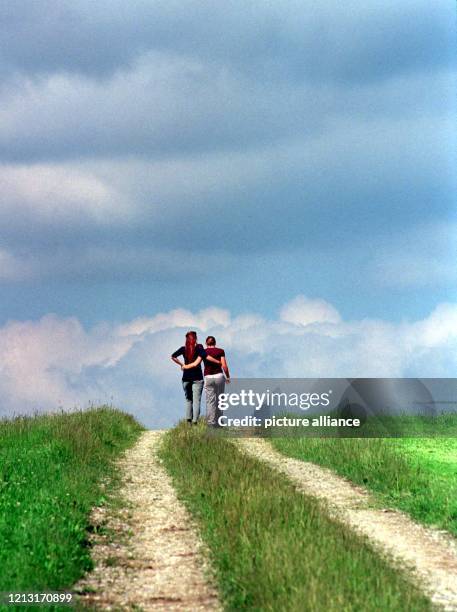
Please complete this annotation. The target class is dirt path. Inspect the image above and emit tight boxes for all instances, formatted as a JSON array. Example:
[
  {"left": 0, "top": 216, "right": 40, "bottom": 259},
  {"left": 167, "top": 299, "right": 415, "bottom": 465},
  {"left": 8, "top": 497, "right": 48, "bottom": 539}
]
[
  {"left": 237, "top": 438, "right": 457, "bottom": 612},
  {"left": 75, "top": 431, "right": 220, "bottom": 611}
]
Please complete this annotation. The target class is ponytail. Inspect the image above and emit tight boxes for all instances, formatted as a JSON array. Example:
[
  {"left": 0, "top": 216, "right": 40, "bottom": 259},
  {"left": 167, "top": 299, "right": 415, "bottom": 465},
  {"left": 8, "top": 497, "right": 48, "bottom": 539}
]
[{"left": 185, "top": 331, "right": 197, "bottom": 362}]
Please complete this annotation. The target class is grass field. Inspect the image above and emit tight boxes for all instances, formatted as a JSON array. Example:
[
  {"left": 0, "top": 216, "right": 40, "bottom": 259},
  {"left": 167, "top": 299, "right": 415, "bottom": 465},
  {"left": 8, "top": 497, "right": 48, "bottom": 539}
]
[
  {"left": 0, "top": 407, "right": 143, "bottom": 605},
  {"left": 160, "top": 422, "right": 432, "bottom": 611},
  {"left": 271, "top": 433, "right": 457, "bottom": 536}
]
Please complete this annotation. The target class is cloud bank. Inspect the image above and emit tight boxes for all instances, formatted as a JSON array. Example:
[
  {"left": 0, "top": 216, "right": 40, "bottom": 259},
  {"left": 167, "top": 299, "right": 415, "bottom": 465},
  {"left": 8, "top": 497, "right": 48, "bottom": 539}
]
[
  {"left": 2, "top": 296, "right": 456, "bottom": 428},
  {"left": 0, "top": 1, "right": 455, "bottom": 306}
]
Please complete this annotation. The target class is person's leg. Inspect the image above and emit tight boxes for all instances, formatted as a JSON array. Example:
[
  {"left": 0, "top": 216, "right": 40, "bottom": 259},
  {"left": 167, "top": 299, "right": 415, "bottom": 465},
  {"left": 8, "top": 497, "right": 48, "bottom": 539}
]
[
  {"left": 192, "top": 380, "right": 204, "bottom": 423},
  {"left": 182, "top": 381, "right": 193, "bottom": 422},
  {"left": 205, "top": 376, "right": 218, "bottom": 426}
]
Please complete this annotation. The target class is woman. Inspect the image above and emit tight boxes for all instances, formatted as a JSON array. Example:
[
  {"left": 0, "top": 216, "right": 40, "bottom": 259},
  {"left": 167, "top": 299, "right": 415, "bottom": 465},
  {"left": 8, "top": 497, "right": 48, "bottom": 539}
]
[
  {"left": 171, "top": 331, "right": 221, "bottom": 425},
  {"left": 183, "top": 335, "right": 230, "bottom": 427}
]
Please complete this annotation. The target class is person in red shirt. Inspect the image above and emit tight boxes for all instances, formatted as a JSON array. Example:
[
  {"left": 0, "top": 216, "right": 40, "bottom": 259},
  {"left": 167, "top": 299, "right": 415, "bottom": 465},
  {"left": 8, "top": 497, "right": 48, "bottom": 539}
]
[
  {"left": 182, "top": 335, "right": 230, "bottom": 426},
  {"left": 204, "top": 336, "right": 230, "bottom": 427}
]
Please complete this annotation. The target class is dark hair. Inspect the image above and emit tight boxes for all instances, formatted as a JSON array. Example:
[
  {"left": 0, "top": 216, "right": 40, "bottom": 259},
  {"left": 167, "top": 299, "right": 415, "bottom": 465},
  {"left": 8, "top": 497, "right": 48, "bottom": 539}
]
[
  {"left": 206, "top": 336, "right": 216, "bottom": 346},
  {"left": 185, "top": 331, "right": 197, "bottom": 361}
]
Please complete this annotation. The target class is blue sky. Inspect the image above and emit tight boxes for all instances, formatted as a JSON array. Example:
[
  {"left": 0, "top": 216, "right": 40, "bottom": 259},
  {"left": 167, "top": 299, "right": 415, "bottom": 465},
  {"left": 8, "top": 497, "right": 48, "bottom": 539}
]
[{"left": 0, "top": 2, "right": 456, "bottom": 425}]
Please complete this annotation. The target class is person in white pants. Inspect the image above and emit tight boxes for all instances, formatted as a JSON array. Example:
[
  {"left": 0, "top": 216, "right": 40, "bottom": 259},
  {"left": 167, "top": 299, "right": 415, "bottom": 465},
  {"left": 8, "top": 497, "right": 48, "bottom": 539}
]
[{"left": 203, "top": 336, "right": 230, "bottom": 426}]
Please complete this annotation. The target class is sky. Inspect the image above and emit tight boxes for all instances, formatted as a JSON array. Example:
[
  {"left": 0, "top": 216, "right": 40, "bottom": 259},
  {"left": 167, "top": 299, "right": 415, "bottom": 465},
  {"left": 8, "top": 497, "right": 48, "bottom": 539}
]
[{"left": 0, "top": 2, "right": 456, "bottom": 426}]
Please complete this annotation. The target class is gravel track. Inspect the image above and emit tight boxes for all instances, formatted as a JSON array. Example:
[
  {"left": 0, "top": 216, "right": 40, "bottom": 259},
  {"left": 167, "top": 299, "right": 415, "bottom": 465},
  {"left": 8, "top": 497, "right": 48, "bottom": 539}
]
[{"left": 75, "top": 431, "right": 221, "bottom": 611}]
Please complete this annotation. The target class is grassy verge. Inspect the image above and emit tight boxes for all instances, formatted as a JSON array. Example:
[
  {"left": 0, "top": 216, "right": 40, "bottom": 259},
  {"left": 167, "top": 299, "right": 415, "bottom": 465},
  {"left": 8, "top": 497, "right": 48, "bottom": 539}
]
[
  {"left": 0, "top": 406, "right": 143, "bottom": 602},
  {"left": 271, "top": 435, "right": 457, "bottom": 536},
  {"left": 160, "top": 422, "right": 432, "bottom": 611}
]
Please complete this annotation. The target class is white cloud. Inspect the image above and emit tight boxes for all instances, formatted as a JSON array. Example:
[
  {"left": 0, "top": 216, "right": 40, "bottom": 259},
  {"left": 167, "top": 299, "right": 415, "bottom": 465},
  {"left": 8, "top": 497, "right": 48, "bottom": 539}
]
[
  {"left": 408, "top": 303, "right": 457, "bottom": 347},
  {"left": 117, "top": 307, "right": 231, "bottom": 336},
  {"left": 0, "top": 296, "right": 456, "bottom": 427},
  {"left": 0, "top": 163, "right": 127, "bottom": 224},
  {"left": 280, "top": 295, "right": 341, "bottom": 326}
]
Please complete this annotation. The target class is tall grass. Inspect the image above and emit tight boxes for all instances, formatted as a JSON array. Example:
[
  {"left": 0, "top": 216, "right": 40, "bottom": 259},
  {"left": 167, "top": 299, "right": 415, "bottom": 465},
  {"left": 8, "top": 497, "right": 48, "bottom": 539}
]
[
  {"left": 160, "top": 422, "right": 431, "bottom": 611},
  {"left": 271, "top": 435, "right": 457, "bottom": 535},
  {"left": 0, "top": 407, "right": 143, "bottom": 597}
]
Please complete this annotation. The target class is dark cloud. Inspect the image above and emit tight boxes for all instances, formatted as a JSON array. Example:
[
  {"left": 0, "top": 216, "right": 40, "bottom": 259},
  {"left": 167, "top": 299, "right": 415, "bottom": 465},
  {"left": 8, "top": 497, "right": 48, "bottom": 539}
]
[
  {"left": 1, "top": 108, "right": 454, "bottom": 254},
  {"left": 0, "top": 1, "right": 454, "bottom": 305},
  {"left": 0, "top": 2, "right": 455, "bottom": 164},
  {"left": 1, "top": 1, "right": 454, "bottom": 82},
  {"left": 0, "top": 60, "right": 454, "bottom": 164}
]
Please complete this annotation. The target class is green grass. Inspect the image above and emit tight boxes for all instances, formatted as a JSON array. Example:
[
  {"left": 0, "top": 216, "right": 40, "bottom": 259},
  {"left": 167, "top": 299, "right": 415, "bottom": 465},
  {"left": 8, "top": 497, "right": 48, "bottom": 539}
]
[
  {"left": 0, "top": 406, "right": 143, "bottom": 605},
  {"left": 160, "top": 422, "right": 432, "bottom": 611},
  {"left": 271, "top": 434, "right": 457, "bottom": 536}
]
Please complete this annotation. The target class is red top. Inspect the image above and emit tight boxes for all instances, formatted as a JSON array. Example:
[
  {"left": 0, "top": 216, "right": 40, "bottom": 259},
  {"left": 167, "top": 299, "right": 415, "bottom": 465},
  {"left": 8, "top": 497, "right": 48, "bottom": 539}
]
[{"left": 204, "top": 347, "right": 225, "bottom": 376}]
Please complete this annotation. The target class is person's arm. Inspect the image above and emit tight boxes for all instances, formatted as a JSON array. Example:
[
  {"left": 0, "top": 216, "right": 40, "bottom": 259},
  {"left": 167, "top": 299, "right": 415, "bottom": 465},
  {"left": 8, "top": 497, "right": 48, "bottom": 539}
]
[
  {"left": 221, "top": 356, "right": 231, "bottom": 382},
  {"left": 183, "top": 354, "right": 222, "bottom": 369},
  {"left": 171, "top": 347, "right": 184, "bottom": 368},
  {"left": 207, "top": 355, "right": 221, "bottom": 364},
  {"left": 182, "top": 355, "right": 203, "bottom": 369}
]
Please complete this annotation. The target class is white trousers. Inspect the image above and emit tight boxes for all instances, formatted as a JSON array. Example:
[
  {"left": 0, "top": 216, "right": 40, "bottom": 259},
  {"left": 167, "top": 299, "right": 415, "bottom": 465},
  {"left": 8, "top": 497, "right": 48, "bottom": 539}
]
[{"left": 204, "top": 373, "right": 226, "bottom": 426}]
